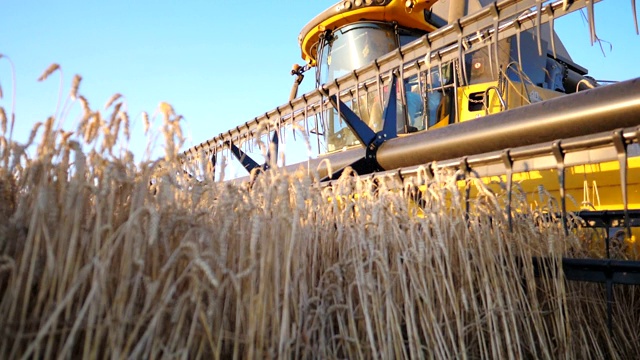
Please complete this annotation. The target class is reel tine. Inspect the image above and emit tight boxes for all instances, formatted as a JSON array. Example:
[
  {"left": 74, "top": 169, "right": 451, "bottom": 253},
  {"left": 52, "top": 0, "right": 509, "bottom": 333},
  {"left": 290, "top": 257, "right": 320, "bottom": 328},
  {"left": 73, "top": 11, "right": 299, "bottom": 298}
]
[
  {"left": 633, "top": 0, "right": 639, "bottom": 34},
  {"left": 515, "top": 20, "right": 523, "bottom": 79},
  {"left": 210, "top": 151, "right": 216, "bottom": 180},
  {"left": 267, "top": 130, "right": 279, "bottom": 169},
  {"left": 501, "top": 150, "right": 514, "bottom": 232},
  {"left": 490, "top": 2, "right": 500, "bottom": 80},
  {"left": 381, "top": 71, "right": 398, "bottom": 139},
  {"left": 552, "top": 142, "right": 568, "bottom": 236},
  {"left": 454, "top": 20, "right": 467, "bottom": 86},
  {"left": 612, "top": 130, "right": 631, "bottom": 239},
  {"left": 289, "top": 106, "right": 297, "bottom": 142},
  {"left": 547, "top": 5, "right": 557, "bottom": 59},
  {"left": 586, "top": 0, "right": 596, "bottom": 45},
  {"left": 198, "top": 149, "right": 206, "bottom": 178},
  {"left": 535, "top": 0, "right": 543, "bottom": 56}
]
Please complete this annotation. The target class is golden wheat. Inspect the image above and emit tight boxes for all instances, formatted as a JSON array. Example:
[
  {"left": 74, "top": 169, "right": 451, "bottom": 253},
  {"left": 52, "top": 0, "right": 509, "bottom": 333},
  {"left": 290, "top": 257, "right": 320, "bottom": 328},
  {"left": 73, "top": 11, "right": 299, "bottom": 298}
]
[
  {"left": 104, "top": 93, "right": 122, "bottom": 110},
  {"left": 70, "top": 74, "right": 81, "bottom": 101},
  {"left": 0, "top": 107, "right": 6, "bottom": 135},
  {"left": 37, "top": 63, "right": 60, "bottom": 82},
  {"left": 1, "top": 71, "right": 639, "bottom": 359}
]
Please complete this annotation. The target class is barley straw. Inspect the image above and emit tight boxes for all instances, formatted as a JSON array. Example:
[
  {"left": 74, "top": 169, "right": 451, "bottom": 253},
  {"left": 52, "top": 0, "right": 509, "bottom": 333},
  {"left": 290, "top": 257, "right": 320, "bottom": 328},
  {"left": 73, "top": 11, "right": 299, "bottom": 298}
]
[{"left": 1, "top": 76, "right": 639, "bottom": 359}]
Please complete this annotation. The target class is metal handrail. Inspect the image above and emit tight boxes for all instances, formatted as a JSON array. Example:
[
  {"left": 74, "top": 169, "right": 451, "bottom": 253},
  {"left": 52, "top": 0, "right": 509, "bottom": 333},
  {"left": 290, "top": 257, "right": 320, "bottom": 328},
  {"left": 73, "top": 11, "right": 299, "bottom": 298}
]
[{"left": 483, "top": 86, "right": 507, "bottom": 115}]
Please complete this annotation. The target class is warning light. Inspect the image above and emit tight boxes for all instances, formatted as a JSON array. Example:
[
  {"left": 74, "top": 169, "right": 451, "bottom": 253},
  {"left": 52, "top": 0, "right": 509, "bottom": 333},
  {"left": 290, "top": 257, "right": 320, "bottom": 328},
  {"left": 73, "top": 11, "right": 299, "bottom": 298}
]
[{"left": 473, "top": 62, "right": 482, "bottom": 70}]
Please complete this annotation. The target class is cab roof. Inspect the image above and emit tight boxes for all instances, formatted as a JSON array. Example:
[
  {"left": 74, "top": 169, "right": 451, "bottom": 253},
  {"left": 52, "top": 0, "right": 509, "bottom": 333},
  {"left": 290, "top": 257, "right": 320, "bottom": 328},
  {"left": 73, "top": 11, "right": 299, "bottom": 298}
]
[{"left": 298, "top": 0, "right": 439, "bottom": 66}]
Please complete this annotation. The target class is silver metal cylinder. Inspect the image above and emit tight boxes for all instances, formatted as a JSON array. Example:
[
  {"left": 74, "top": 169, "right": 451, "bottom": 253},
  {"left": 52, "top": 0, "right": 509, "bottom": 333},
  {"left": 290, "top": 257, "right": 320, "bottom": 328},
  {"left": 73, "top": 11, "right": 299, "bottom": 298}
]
[{"left": 376, "top": 77, "right": 640, "bottom": 170}]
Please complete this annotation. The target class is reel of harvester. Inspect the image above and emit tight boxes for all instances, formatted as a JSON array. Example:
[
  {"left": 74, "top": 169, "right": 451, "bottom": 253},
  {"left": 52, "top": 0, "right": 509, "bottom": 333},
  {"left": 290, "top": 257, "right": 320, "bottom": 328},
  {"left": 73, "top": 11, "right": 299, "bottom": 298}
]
[{"left": 180, "top": 0, "right": 640, "bottom": 335}]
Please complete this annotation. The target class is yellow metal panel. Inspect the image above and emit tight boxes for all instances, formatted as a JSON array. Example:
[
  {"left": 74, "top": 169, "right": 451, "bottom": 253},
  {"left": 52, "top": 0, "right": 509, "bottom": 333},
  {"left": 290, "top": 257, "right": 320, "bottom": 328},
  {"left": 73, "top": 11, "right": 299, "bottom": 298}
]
[
  {"left": 469, "top": 164, "right": 640, "bottom": 211},
  {"left": 457, "top": 81, "right": 564, "bottom": 123}
]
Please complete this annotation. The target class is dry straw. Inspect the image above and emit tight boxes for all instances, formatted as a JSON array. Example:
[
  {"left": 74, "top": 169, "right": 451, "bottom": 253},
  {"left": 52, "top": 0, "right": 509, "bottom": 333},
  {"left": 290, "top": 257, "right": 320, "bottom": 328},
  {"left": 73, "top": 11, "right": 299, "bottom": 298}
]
[{"left": 1, "top": 72, "right": 639, "bottom": 359}]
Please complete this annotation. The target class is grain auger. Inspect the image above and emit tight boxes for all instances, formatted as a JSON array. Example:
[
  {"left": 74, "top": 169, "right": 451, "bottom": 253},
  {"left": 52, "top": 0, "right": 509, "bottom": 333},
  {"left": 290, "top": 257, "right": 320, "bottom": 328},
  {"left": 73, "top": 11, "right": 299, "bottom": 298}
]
[{"left": 179, "top": 0, "right": 640, "bottom": 334}]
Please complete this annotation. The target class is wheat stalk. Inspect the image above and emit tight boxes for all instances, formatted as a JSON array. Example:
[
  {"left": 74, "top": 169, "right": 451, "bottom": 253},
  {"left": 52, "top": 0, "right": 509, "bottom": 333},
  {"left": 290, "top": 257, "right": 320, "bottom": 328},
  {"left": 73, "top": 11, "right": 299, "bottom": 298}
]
[
  {"left": 1, "top": 71, "right": 639, "bottom": 359},
  {"left": 37, "top": 63, "right": 60, "bottom": 82},
  {"left": 70, "top": 74, "right": 82, "bottom": 101}
]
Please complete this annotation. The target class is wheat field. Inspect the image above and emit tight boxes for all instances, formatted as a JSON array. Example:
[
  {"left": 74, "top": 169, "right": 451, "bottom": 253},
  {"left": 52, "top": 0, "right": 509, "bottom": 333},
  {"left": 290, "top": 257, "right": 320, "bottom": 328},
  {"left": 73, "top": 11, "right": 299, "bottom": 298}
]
[{"left": 1, "top": 67, "right": 639, "bottom": 359}]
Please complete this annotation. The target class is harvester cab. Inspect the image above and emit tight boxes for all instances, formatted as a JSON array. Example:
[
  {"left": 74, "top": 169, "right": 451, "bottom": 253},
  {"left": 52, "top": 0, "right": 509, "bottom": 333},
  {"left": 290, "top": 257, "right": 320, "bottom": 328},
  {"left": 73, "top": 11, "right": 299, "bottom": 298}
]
[{"left": 299, "top": 0, "right": 445, "bottom": 153}]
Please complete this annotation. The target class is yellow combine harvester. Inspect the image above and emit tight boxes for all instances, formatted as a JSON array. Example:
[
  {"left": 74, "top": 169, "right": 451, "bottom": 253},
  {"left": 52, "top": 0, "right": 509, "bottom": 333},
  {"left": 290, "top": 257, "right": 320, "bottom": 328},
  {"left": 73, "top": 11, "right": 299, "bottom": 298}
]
[
  {"left": 293, "top": 0, "right": 640, "bottom": 257},
  {"left": 181, "top": 0, "right": 640, "bottom": 318},
  {"left": 183, "top": 0, "right": 640, "bottom": 243}
]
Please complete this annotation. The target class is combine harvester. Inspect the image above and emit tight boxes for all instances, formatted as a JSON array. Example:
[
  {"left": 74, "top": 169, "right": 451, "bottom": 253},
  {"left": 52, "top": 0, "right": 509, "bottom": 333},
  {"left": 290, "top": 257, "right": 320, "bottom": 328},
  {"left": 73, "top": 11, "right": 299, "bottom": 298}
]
[{"left": 181, "top": 0, "right": 640, "bottom": 332}]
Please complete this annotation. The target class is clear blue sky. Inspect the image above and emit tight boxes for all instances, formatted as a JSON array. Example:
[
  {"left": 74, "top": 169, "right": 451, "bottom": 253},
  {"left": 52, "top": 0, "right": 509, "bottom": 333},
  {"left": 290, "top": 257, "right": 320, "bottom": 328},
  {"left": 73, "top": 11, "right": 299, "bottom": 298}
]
[{"left": 1, "top": 1, "right": 639, "bottom": 171}]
